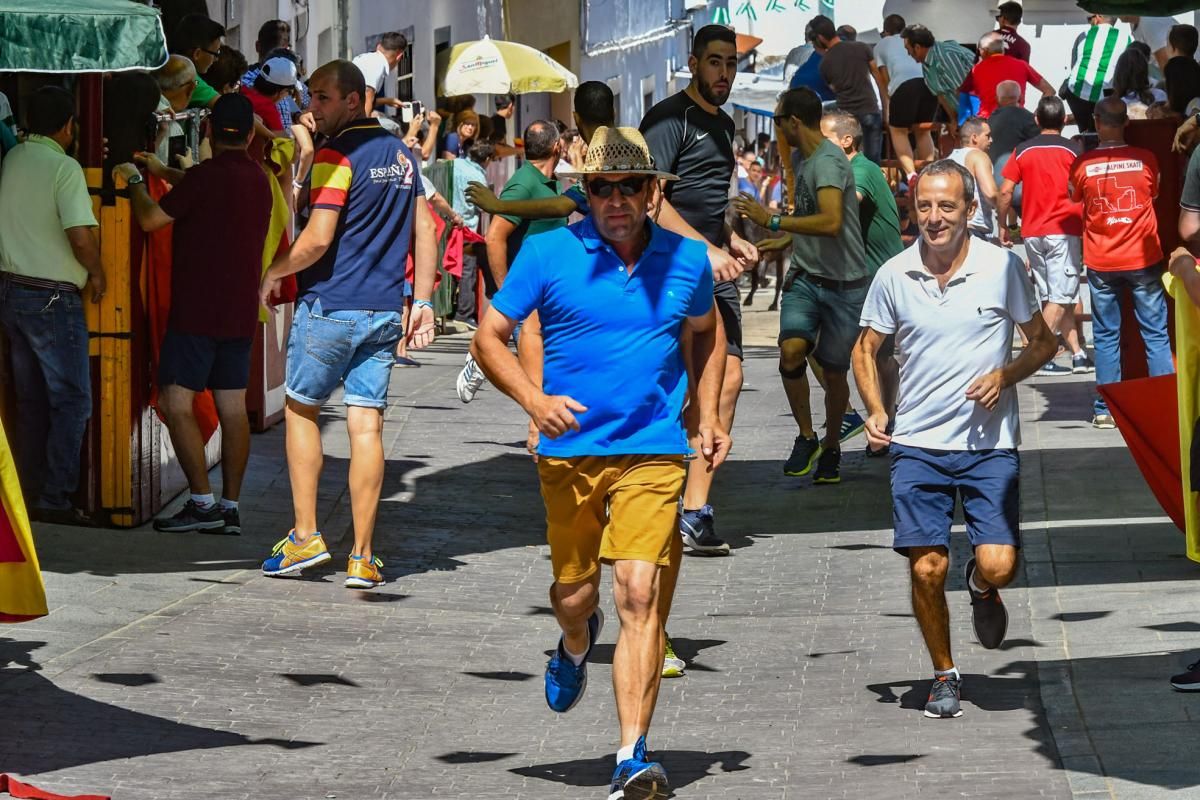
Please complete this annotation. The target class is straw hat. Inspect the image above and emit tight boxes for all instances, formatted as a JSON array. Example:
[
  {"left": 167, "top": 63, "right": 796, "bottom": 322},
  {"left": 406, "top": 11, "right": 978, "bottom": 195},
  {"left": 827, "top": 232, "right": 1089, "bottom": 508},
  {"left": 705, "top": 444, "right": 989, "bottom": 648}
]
[{"left": 558, "top": 126, "right": 679, "bottom": 181}]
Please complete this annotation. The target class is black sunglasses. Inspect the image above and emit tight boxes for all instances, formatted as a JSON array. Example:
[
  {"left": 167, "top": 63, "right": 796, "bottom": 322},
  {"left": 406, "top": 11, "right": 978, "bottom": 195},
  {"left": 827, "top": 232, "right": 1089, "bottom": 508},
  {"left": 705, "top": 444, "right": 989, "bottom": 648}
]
[
  {"left": 586, "top": 175, "right": 650, "bottom": 198},
  {"left": 772, "top": 113, "right": 791, "bottom": 125}
]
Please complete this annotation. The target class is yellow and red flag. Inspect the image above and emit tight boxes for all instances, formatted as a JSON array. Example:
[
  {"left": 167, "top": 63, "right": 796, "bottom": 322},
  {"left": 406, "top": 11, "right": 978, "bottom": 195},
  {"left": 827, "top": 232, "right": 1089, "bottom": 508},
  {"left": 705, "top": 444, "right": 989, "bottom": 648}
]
[
  {"left": 1166, "top": 270, "right": 1200, "bottom": 562},
  {"left": 0, "top": 414, "right": 47, "bottom": 622}
]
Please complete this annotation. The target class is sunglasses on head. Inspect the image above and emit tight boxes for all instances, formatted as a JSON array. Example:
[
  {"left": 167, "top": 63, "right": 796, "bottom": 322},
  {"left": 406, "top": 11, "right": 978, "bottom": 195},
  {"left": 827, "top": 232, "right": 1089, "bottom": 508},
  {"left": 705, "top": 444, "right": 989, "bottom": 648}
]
[{"left": 586, "top": 175, "right": 650, "bottom": 198}]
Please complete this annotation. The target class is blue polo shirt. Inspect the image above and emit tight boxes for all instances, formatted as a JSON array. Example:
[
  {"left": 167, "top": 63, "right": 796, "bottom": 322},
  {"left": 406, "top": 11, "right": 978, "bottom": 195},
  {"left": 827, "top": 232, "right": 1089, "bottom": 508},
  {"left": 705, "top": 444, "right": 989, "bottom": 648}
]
[
  {"left": 492, "top": 217, "right": 714, "bottom": 457},
  {"left": 302, "top": 119, "right": 424, "bottom": 312}
]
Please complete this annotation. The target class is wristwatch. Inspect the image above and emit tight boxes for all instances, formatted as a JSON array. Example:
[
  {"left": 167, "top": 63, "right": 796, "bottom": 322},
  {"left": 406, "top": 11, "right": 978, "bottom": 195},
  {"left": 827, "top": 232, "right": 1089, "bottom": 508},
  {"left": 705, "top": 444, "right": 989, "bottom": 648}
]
[
  {"left": 126, "top": 172, "right": 144, "bottom": 186},
  {"left": 768, "top": 214, "right": 781, "bottom": 232}
]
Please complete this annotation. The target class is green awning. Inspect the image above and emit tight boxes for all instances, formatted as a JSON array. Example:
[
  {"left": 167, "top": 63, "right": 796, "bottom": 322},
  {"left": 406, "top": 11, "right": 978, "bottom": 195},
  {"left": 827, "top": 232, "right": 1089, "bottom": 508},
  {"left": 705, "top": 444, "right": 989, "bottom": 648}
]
[
  {"left": 0, "top": 0, "right": 168, "bottom": 73},
  {"left": 1079, "top": 0, "right": 1200, "bottom": 14}
]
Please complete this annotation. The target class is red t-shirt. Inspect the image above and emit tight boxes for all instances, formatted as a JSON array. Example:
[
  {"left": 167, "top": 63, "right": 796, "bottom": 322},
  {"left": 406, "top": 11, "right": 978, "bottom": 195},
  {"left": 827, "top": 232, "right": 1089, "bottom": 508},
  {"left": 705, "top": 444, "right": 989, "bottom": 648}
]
[
  {"left": 242, "top": 85, "right": 284, "bottom": 164},
  {"left": 1001, "top": 133, "right": 1082, "bottom": 237},
  {"left": 1068, "top": 144, "right": 1162, "bottom": 272},
  {"left": 158, "top": 150, "right": 273, "bottom": 337},
  {"left": 998, "top": 25, "right": 1031, "bottom": 62},
  {"left": 960, "top": 54, "right": 1044, "bottom": 118}
]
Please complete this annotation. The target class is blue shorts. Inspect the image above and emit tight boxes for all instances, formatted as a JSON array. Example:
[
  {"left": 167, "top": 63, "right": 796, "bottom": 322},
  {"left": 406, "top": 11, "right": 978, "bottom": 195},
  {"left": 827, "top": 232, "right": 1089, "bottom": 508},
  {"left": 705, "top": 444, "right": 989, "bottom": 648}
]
[
  {"left": 159, "top": 330, "right": 252, "bottom": 392},
  {"left": 285, "top": 298, "right": 404, "bottom": 409},
  {"left": 778, "top": 270, "right": 868, "bottom": 372},
  {"left": 890, "top": 444, "right": 1021, "bottom": 554}
]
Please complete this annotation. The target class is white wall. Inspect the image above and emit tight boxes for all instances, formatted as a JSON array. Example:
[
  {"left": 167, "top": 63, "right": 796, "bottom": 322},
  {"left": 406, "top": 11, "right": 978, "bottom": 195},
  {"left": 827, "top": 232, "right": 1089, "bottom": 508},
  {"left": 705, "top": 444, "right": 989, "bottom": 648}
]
[{"left": 581, "top": 27, "right": 691, "bottom": 125}]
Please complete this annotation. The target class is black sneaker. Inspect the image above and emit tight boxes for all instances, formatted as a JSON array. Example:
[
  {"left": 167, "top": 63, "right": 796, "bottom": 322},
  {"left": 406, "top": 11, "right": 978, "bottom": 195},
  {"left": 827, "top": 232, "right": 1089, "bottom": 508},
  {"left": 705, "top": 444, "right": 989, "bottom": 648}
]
[
  {"left": 924, "top": 674, "right": 963, "bottom": 718},
  {"left": 783, "top": 435, "right": 822, "bottom": 476},
  {"left": 220, "top": 506, "right": 242, "bottom": 535},
  {"left": 679, "top": 505, "right": 730, "bottom": 556},
  {"left": 965, "top": 557, "right": 1008, "bottom": 649},
  {"left": 153, "top": 500, "right": 224, "bottom": 532},
  {"left": 813, "top": 447, "right": 841, "bottom": 484},
  {"left": 1170, "top": 656, "right": 1200, "bottom": 691}
]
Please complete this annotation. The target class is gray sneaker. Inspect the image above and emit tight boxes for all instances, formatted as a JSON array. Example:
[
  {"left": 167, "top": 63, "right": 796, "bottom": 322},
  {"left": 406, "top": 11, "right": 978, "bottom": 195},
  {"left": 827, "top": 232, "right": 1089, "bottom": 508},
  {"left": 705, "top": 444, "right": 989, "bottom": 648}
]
[
  {"left": 965, "top": 557, "right": 1008, "bottom": 649},
  {"left": 924, "top": 674, "right": 963, "bottom": 718},
  {"left": 153, "top": 500, "right": 223, "bottom": 532}
]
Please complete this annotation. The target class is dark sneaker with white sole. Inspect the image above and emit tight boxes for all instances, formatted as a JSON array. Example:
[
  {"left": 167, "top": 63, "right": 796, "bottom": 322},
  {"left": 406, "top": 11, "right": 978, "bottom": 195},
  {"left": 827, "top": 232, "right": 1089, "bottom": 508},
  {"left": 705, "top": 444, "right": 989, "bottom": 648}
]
[
  {"left": 924, "top": 674, "right": 963, "bottom": 718},
  {"left": 220, "top": 507, "right": 241, "bottom": 535},
  {"left": 784, "top": 435, "right": 822, "bottom": 476},
  {"left": 1037, "top": 360, "right": 1072, "bottom": 376},
  {"left": 1071, "top": 354, "right": 1095, "bottom": 374},
  {"left": 153, "top": 500, "right": 224, "bottom": 532},
  {"left": 1170, "top": 656, "right": 1200, "bottom": 691},
  {"left": 679, "top": 505, "right": 730, "bottom": 556},
  {"left": 965, "top": 557, "right": 1008, "bottom": 649}
]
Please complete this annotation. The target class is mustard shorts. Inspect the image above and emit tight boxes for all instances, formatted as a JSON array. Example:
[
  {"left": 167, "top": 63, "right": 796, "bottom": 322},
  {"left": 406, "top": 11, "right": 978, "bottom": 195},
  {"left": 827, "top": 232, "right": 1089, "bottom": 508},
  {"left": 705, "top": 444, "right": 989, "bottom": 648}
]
[{"left": 536, "top": 455, "right": 686, "bottom": 584}]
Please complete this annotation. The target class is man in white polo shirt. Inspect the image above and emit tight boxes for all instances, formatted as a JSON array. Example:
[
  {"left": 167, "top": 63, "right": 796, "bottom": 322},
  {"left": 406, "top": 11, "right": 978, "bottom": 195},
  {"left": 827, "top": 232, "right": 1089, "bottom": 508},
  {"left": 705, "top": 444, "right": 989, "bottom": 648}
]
[
  {"left": 352, "top": 32, "right": 406, "bottom": 115},
  {"left": 852, "top": 159, "right": 1056, "bottom": 720}
]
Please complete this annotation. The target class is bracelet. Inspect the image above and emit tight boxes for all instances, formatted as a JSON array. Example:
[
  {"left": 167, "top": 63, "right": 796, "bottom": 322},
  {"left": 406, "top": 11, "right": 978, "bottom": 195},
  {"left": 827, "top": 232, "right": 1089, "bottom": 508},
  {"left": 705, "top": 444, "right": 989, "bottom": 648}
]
[
  {"left": 412, "top": 299, "right": 434, "bottom": 309},
  {"left": 292, "top": 179, "right": 304, "bottom": 189},
  {"left": 769, "top": 214, "right": 781, "bottom": 232}
]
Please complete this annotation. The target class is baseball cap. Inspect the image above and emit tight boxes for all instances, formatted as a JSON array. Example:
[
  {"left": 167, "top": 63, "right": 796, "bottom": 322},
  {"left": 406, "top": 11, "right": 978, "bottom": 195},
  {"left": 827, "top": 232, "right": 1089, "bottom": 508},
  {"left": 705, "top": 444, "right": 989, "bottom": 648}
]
[
  {"left": 209, "top": 92, "right": 254, "bottom": 139},
  {"left": 260, "top": 56, "right": 299, "bottom": 88}
]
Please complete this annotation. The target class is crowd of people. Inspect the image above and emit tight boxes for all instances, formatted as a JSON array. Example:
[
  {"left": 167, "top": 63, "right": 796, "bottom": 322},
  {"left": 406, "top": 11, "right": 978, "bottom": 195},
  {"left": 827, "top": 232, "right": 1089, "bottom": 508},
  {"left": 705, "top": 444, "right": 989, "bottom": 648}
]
[{"left": 3, "top": 8, "right": 1200, "bottom": 800}]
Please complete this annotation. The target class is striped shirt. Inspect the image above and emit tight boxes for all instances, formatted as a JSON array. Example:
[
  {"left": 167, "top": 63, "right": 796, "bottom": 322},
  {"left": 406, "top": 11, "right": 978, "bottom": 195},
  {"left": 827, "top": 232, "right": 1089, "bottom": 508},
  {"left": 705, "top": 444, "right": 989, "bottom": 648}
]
[
  {"left": 1067, "top": 24, "right": 1131, "bottom": 103},
  {"left": 922, "top": 41, "right": 975, "bottom": 107}
]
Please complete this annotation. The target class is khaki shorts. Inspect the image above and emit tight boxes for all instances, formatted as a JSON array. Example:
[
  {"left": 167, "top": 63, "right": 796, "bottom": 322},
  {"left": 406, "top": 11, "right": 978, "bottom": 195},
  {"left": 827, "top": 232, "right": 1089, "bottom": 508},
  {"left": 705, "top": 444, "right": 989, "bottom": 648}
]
[{"left": 537, "top": 455, "right": 686, "bottom": 584}]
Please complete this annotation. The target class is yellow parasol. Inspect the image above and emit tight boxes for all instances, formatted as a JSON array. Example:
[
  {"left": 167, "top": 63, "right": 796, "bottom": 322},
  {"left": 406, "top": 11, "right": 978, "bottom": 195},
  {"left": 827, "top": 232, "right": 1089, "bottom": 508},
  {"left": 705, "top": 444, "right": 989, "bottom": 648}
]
[{"left": 442, "top": 35, "right": 578, "bottom": 96}]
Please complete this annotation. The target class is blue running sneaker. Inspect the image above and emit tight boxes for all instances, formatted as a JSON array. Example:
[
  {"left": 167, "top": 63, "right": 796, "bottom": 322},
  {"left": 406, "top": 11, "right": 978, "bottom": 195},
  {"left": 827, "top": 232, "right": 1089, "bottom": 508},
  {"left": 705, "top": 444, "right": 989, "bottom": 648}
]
[
  {"left": 609, "top": 736, "right": 669, "bottom": 800},
  {"left": 545, "top": 607, "right": 604, "bottom": 713},
  {"left": 839, "top": 410, "right": 866, "bottom": 443}
]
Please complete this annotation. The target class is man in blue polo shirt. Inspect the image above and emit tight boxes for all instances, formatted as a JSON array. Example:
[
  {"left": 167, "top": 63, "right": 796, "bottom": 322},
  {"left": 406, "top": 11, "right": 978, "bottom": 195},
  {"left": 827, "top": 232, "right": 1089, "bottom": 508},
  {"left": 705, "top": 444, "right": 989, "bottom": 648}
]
[
  {"left": 257, "top": 59, "right": 438, "bottom": 590},
  {"left": 471, "top": 127, "right": 729, "bottom": 800}
]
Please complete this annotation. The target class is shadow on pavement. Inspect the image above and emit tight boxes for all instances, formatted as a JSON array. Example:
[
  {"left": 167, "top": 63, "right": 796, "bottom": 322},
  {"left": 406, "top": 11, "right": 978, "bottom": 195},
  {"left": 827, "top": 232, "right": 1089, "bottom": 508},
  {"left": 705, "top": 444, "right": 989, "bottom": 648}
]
[{"left": 509, "top": 749, "right": 751, "bottom": 792}]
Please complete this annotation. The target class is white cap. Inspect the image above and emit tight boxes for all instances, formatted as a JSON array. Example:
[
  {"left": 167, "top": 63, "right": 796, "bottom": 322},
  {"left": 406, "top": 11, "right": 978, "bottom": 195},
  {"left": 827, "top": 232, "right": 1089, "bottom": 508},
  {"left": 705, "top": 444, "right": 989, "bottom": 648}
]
[{"left": 260, "top": 56, "right": 298, "bottom": 88}]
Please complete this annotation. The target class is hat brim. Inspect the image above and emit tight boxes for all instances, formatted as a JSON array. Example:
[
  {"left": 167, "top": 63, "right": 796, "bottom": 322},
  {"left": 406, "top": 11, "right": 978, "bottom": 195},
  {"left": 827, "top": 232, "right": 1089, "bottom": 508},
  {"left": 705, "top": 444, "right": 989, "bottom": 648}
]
[{"left": 558, "top": 168, "right": 680, "bottom": 181}]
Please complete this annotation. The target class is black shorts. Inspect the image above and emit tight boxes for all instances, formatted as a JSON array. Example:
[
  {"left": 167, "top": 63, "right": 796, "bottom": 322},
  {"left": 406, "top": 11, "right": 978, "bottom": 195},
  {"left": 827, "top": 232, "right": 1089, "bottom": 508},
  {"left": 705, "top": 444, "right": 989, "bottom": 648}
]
[
  {"left": 888, "top": 78, "right": 938, "bottom": 128},
  {"left": 159, "top": 329, "right": 253, "bottom": 392},
  {"left": 714, "top": 279, "right": 743, "bottom": 360}
]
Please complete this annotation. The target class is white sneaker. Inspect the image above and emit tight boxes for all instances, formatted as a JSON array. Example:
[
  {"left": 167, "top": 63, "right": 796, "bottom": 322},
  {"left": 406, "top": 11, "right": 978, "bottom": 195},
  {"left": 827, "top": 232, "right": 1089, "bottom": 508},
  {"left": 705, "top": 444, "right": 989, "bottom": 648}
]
[
  {"left": 456, "top": 353, "right": 487, "bottom": 403},
  {"left": 1092, "top": 413, "right": 1116, "bottom": 429}
]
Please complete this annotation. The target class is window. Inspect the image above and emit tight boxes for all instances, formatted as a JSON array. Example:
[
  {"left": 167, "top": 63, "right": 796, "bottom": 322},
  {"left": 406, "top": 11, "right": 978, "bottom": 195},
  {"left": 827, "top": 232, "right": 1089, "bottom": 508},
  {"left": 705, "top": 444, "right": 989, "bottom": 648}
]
[
  {"left": 364, "top": 27, "right": 415, "bottom": 102},
  {"left": 641, "top": 75, "right": 655, "bottom": 117}
]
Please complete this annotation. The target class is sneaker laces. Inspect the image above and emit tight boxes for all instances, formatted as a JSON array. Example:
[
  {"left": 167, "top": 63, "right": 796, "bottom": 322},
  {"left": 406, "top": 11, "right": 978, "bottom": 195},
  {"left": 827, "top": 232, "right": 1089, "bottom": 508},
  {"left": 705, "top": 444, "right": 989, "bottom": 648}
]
[{"left": 929, "top": 674, "right": 959, "bottom": 701}]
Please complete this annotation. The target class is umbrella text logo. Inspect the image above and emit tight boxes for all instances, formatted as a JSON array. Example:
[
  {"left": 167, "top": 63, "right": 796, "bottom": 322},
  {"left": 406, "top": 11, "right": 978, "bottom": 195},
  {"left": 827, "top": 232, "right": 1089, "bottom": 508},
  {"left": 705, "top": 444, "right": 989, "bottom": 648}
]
[{"left": 460, "top": 54, "right": 500, "bottom": 73}]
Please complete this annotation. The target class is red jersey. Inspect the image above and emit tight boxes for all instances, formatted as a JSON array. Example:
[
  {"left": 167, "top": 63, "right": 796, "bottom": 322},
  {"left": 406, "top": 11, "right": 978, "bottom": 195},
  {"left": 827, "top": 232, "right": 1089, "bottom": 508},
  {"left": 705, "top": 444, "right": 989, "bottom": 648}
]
[
  {"left": 997, "top": 25, "right": 1031, "bottom": 62},
  {"left": 1001, "top": 133, "right": 1082, "bottom": 237},
  {"left": 242, "top": 85, "right": 284, "bottom": 164},
  {"left": 960, "top": 54, "right": 1044, "bottom": 118},
  {"left": 1068, "top": 144, "right": 1161, "bottom": 271}
]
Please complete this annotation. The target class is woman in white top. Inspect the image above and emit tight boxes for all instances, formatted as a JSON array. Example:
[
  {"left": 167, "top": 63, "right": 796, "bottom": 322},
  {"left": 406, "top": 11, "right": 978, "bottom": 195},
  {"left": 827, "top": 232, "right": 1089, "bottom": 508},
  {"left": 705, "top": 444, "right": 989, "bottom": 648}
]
[{"left": 1113, "top": 48, "right": 1168, "bottom": 118}]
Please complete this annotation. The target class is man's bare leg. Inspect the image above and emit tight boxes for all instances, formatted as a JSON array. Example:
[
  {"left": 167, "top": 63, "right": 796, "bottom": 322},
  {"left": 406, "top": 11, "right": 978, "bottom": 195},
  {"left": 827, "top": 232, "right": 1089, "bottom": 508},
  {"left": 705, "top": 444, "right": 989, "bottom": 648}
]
[
  {"left": 820, "top": 370, "right": 851, "bottom": 451},
  {"left": 890, "top": 125, "right": 917, "bottom": 178},
  {"left": 780, "top": 338, "right": 815, "bottom": 437},
  {"left": 346, "top": 405, "right": 384, "bottom": 560},
  {"left": 681, "top": 354, "right": 742, "bottom": 510},
  {"left": 213, "top": 389, "right": 249, "bottom": 502},
  {"left": 612, "top": 559, "right": 664, "bottom": 747},
  {"left": 160, "top": 384, "right": 211, "bottom": 496},
  {"left": 284, "top": 397, "right": 323, "bottom": 537},
  {"left": 550, "top": 573, "right": 602, "bottom": 657},
  {"left": 909, "top": 546, "right": 953, "bottom": 671}
]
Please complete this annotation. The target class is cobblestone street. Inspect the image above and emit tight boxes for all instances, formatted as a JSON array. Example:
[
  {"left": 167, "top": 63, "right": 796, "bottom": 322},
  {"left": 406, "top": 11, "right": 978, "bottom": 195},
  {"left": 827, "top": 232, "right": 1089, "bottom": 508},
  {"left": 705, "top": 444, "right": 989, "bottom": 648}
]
[{"left": 2, "top": 299, "right": 1197, "bottom": 800}]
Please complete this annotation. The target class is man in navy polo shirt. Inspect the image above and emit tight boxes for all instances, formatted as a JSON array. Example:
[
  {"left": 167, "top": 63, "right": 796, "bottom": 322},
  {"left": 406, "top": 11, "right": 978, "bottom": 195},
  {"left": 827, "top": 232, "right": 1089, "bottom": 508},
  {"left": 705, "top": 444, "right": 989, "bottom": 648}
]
[
  {"left": 257, "top": 59, "right": 438, "bottom": 590},
  {"left": 853, "top": 160, "right": 1055, "bottom": 719},
  {"left": 472, "top": 127, "right": 730, "bottom": 800}
]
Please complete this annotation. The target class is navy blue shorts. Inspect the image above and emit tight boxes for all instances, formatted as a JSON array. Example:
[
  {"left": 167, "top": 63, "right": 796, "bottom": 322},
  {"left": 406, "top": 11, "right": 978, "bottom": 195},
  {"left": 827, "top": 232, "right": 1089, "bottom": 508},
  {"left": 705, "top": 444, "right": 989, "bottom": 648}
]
[
  {"left": 159, "top": 329, "right": 253, "bottom": 392},
  {"left": 890, "top": 444, "right": 1020, "bottom": 554}
]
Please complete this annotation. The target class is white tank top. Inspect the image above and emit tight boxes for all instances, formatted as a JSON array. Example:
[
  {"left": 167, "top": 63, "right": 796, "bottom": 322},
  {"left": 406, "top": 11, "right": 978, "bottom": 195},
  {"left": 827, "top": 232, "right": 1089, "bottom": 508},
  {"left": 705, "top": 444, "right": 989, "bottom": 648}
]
[{"left": 948, "top": 147, "right": 994, "bottom": 237}]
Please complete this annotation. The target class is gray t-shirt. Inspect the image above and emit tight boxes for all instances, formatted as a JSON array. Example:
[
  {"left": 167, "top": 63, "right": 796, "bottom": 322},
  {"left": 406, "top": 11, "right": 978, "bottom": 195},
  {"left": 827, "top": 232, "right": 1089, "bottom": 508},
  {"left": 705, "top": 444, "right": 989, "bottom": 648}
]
[
  {"left": 789, "top": 139, "right": 868, "bottom": 281},
  {"left": 819, "top": 41, "right": 879, "bottom": 116}
]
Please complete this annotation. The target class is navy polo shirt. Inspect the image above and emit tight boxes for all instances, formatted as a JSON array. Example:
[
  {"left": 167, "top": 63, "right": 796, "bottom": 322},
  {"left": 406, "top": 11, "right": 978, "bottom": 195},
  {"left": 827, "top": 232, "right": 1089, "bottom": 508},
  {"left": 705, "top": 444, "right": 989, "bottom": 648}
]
[
  {"left": 491, "top": 216, "right": 714, "bottom": 457},
  {"left": 302, "top": 119, "right": 424, "bottom": 312}
]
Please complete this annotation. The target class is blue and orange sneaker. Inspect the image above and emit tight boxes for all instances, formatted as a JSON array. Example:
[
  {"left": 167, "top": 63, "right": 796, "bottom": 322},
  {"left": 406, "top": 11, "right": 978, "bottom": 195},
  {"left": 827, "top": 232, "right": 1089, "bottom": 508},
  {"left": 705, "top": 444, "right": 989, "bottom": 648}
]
[
  {"left": 346, "top": 554, "right": 385, "bottom": 589},
  {"left": 544, "top": 608, "right": 604, "bottom": 713},
  {"left": 262, "top": 531, "right": 332, "bottom": 577},
  {"left": 609, "top": 736, "right": 669, "bottom": 800}
]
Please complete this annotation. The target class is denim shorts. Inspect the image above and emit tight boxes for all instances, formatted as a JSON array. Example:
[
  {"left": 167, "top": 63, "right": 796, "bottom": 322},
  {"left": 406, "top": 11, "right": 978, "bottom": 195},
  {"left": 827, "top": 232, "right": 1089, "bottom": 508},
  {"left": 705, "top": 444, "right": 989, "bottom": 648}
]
[
  {"left": 778, "top": 270, "right": 868, "bottom": 372},
  {"left": 285, "top": 297, "right": 404, "bottom": 408},
  {"left": 890, "top": 444, "right": 1021, "bottom": 555}
]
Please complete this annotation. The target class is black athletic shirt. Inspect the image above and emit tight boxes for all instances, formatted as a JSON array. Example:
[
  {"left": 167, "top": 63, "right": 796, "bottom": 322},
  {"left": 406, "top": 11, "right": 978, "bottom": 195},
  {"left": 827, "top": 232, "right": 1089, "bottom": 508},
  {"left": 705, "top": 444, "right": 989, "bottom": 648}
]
[{"left": 640, "top": 91, "right": 736, "bottom": 247}]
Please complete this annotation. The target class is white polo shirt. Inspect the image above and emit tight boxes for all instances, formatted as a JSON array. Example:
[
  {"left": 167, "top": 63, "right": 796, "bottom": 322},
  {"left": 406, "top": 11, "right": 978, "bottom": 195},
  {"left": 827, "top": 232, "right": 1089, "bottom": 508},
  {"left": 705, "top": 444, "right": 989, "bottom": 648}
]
[{"left": 859, "top": 238, "right": 1038, "bottom": 451}]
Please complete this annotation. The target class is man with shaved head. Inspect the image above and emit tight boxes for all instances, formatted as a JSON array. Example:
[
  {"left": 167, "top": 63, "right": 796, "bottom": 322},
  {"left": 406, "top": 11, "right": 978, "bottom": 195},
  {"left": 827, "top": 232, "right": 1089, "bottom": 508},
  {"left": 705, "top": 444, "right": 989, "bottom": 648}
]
[
  {"left": 960, "top": 31, "right": 1055, "bottom": 119},
  {"left": 987, "top": 78, "right": 1040, "bottom": 233}
]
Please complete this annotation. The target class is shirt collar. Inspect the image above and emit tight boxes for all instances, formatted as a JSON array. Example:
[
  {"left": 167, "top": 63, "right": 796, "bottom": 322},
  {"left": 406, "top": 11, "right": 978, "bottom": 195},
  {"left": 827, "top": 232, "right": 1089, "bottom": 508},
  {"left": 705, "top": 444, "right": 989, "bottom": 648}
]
[
  {"left": 27, "top": 134, "right": 65, "bottom": 155},
  {"left": 905, "top": 239, "right": 983, "bottom": 283},
  {"left": 578, "top": 216, "right": 669, "bottom": 256},
  {"left": 518, "top": 160, "right": 557, "bottom": 188},
  {"left": 332, "top": 117, "right": 381, "bottom": 139}
]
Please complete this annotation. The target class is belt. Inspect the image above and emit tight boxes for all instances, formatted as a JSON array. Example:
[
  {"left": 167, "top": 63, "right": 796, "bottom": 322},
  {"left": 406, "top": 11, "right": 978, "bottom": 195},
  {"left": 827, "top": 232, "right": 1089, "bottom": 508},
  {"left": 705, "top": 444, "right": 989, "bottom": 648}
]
[
  {"left": 795, "top": 268, "right": 871, "bottom": 292},
  {"left": 1, "top": 272, "right": 81, "bottom": 294}
]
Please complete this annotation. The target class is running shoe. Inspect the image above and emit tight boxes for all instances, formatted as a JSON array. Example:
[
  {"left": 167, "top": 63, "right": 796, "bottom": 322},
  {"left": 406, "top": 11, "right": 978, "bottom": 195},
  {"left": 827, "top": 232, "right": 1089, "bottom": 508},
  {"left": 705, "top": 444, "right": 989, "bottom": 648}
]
[
  {"left": 456, "top": 353, "right": 486, "bottom": 403},
  {"left": 346, "top": 554, "right": 385, "bottom": 589},
  {"left": 813, "top": 447, "right": 841, "bottom": 485},
  {"left": 679, "top": 505, "right": 730, "bottom": 556},
  {"left": 608, "top": 736, "right": 669, "bottom": 800},
  {"left": 839, "top": 410, "right": 866, "bottom": 442},
  {"left": 262, "top": 531, "right": 332, "bottom": 577},
  {"left": 1092, "top": 413, "right": 1116, "bottom": 430},
  {"left": 965, "top": 557, "right": 1008, "bottom": 649},
  {"left": 220, "top": 506, "right": 241, "bottom": 535},
  {"left": 662, "top": 636, "right": 685, "bottom": 679},
  {"left": 1170, "top": 655, "right": 1200, "bottom": 691},
  {"left": 783, "top": 435, "right": 822, "bottom": 476},
  {"left": 153, "top": 500, "right": 224, "bottom": 533},
  {"left": 545, "top": 608, "right": 604, "bottom": 713},
  {"left": 924, "top": 674, "right": 963, "bottom": 718},
  {"left": 1071, "top": 353, "right": 1095, "bottom": 374},
  {"left": 1037, "top": 360, "right": 1072, "bottom": 376}
]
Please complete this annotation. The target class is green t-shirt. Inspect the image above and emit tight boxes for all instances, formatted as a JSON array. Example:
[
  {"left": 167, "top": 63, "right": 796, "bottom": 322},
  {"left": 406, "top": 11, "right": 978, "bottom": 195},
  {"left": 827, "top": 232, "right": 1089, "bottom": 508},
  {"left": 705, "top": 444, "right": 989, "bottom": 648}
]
[
  {"left": 189, "top": 75, "right": 219, "bottom": 108},
  {"left": 850, "top": 152, "right": 904, "bottom": 273},
  {"left": 0, "top": 135, "right": 98, "bottom": 287},
  {"left": 789, "top": 139, "right": 868, "bottom": 281},
  {"left": 498, "top": 161, "right": 566, "bottom": 264}
]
